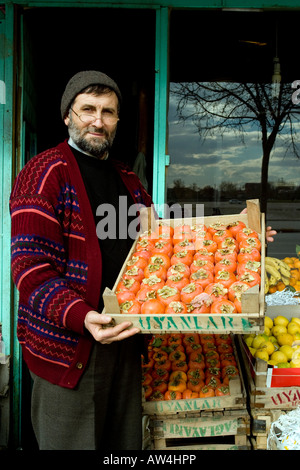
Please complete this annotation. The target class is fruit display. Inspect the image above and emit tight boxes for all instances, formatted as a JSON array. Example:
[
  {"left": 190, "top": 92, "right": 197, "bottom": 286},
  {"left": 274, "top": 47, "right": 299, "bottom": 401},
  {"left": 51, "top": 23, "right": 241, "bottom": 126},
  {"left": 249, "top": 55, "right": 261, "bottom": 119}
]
[
  {"left": 265, "top": 253, "right": 300, "bottom": 294},
  {"left": 142, "top": 333, "right": 240, "bottom": 401},
  {"left": 116, "top": 220, "right": 262, "bottom": 315},
  {"left": 243, "top": 315, "right": 300, "bottom": 367}
]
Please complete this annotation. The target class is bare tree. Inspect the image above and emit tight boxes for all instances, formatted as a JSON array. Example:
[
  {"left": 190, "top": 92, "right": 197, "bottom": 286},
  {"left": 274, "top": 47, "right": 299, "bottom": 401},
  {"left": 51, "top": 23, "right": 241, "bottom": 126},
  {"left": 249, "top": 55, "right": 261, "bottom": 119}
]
[{"left": 171, "top": 81, "right": 300, "bottom": 216}]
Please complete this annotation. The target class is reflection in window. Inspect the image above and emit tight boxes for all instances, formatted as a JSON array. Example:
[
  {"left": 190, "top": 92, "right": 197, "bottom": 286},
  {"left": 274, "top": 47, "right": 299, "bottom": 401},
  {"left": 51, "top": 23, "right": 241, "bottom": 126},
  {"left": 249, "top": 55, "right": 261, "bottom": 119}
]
[{"left": 167, "top": 10, "right": 300, "bottom": 257}]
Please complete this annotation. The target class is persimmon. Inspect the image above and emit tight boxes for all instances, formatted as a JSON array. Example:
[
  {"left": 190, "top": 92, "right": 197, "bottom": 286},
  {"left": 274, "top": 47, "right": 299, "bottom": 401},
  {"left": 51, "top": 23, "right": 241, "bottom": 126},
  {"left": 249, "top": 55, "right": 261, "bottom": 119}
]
[
  {"left": 164, "top": 390, "right": 182, "bottom": 400},
  {"left": 215, "top": 384, "right": 230, "bottom": 396},
  {"left": 202, "top": 342, "right": 217, "bottom": 354},
  {"left": 152, "top": 240, "right": 173, "bottom": 258},
  {"left": 207, "top": 222, "right": 227, "bottom": 236},
  {"left": 187, "top": 368, "right": 205, "bottom": 381},
  {"left": 153, "top": 350, "right": 169, "bottom": 362},
  {"left": 169, "top": 349, "right": 186, "bottom": 362},
  {"left": 169, "top": 370, "right": 188, "bottom": 382},
  {"left": 144, "top": 263, "right": 167, "bottom": 281},
  {"left": 156, "top": 222, "right": 174, "bottom": 239},
  {"left": 132, "top": 248, "right": 152, "bottom": 261},
  {"left": 167, "top": 262, "right": 191, "bottom": 279},
  {"left": 188, "top": 357, "right": 206, "bottom": 370},
  {"left": 205, "top": 367, "right": 221, "bottom": 379},
  {"left": 227, "top": 220, "right": 246, "bottom": 238},
  {"left": 205, "top": 376, "right": 221, "bottom": 389},
  {"left": 180, "top": 283, "right": 203, "bottom": 304},
  {"left": 237, "top": 271, "right": 261, "bottom": 288},
  {"left": 116, "top": 290, "right": 136, "bottom": 304},
  {"left": 237, "top": 247, "right": 261, "bottom": 263},
  {"left": 136, "top": 287, "right": 157, "bottom": 304},
  {"left": 239, "top": 237, "right": 261, "bottom": 252},
  {"left": 185, "top": 342, "right": 203, "bottom": 356},
  {"left": 199, "top": 385, "right": 215, "bottom": 398},
  {"left": 194, "top": 238, "right": 218, "bottom": 253},
  {"left": 217, "top": 343, "right": 233, "bottom": 355},
  {"left": 149, "top": 390, "right": 165, "bottom": 401},
  {"left": 214, "top": 258, "right": 237, "bottom": 275},
  {"left": 173, "top": 239, "right": 195, "bottom": 255},
  {"left": 187, "top": 378, "right": 205, "bottom": 392},
  {"left": 116, "top": 277, "right": 141, "bottom": 295},
  {"left": 166, "top": 274, "right": 189, "bottom": 291},
  {"left": 189, "top": 350, "right": 205, "bottom": 362},
  {"left": 148, "top": 253, "right": 171, "bottom": 270},
  {"left": 190, "top": 259, "right": 214, "bottom": 275},
  {"left": 141, "top": 298, "right": 166, "bottom": 315},
  {"left": 142, "top": 373, "right": 153, "bottom": 386},
  {"left": 213, "top": 229, "right": 233, "bottom": 245},
  {"left": 205, "top": 357, "right": 221, "bottom": 369},
  {"left": 187, "top": 303, "right": 211, "bottom": 314},
  {"left": 218, "top": 237, "right": 239, "bottom": 252},
  {"left": 151, "top": 378, "right": 168, "bottom": 394},
  {"left": 171, "top": 360, "right": 188, "bottom": 373},
  {"left": 139, "top": 229, "right": 159, "bottom": 242},
  {"left": 173, "top": 225, "right": 192, "bottom": 243},
  {"left": 204, "top": 283, "right": 228, "bottom": 302},
  {"left": 190, "top": 269, "right": 214, "bottom": 290},
  {"left": 182, "top": 389, "right": 199, "bottom": 399},
  {"left": 140, "top": 275, "right": 165, "bottom": 291},
  {"left": 220, "top": 355, "right": 237, "bottom": 368},
  {"left": 151, "top": 368, "right": 169, "bottom": 382},
  {"left": 154, "top": 358, "right": 171, "bottom": 371},
  {"left": 135, "top": 238, "right": 155, "bottom": 253},
  {"left": 141, "top": 356, "right": 154, "bottom": 371},
  {"left": 228, "top": 281, "right": 250, "bottom": 302},
  {"left": 157, "top": 286, "right": 181, "bottom": 306},
  {"left": 149, "top": 334, "right": 168, "bottom": 350},
  {"left": 237, "top": 260, "right": 261, "bottom": 276},
  {"left": 125, "top": 255, "right": 148, "bottom": 271},
  {"left": 170, "top": 250, "right": 193, "bottom": 266},
  {"left": 214, "top": 270, "right": 236, "bottom": 289},
  {"left": 167, "top": 334, "right": 184, "bottom": 346},
  {"left": 234, "top": 297, "right": 242, "bottom": 313},
  {"left": 122, "top": 266, "right": 145, "bottom": 283},
  {"left": 199, "top": 334, "right": 215, "bottom": 345},
  {"left": 214, "top": 249, "right": 237, "bottom": 264},
  {"left": 222, "top": 365, "right": 239, "bottom": 379},
  {"left": 193, "top": 249, "right": 215, "bottom": 263},
  {"left": 165, "top": 300, "right": 188, "bottom": 314},
  {"left": 168, "top": 377, "right": 187, "bottom": 393},
  {"left": 190, "top": 223, "right": 208, "bottom": 236},
  {"left": 143, "top": 385, "right": 153, "bottom": 399},
  {"left": 210, "top": 299, "right": 237, "bottom": 314},
  {"left": 119, "top": 299, "right": 141, "bottom": 315},
  {"left": 204, "top": 349, "right": 220, "bottom": 361},
  {"left": 215, "top": 334, "right": 232, "bottom": 345},
  {"left": 236, "top": 227, "right": 259, "bottom": 243},
  {"left": 182, "top": 333, "right": 200, "bottom": 347}
]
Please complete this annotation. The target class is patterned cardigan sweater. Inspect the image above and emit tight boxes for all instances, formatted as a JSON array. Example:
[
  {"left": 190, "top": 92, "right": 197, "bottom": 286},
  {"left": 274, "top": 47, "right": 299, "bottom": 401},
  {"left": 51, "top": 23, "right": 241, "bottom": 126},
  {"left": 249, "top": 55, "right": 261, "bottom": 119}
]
[{"left": 10, "top": 140, "right": 153, "bottom": 389}]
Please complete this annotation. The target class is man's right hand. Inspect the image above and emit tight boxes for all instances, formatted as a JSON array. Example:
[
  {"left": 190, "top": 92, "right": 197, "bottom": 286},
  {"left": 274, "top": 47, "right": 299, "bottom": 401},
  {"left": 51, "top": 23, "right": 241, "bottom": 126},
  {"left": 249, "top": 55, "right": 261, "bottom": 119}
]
[{"left": 84, "top": 310, "right": 140, "bottom": 344}]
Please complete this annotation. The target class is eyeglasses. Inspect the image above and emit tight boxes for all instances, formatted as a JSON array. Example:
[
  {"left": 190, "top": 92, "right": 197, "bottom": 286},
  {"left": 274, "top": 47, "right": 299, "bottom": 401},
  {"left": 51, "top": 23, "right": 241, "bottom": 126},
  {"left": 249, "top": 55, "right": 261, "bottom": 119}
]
[{"left": 70, "top": 107, "right": 119, "bottom": 125}]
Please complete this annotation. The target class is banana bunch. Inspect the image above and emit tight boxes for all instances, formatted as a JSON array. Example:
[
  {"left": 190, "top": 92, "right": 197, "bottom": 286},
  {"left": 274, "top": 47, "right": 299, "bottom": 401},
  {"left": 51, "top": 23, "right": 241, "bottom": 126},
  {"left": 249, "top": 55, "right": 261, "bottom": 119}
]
[{"left": 264, "top": 256, "right": 291, "bottom": 294}]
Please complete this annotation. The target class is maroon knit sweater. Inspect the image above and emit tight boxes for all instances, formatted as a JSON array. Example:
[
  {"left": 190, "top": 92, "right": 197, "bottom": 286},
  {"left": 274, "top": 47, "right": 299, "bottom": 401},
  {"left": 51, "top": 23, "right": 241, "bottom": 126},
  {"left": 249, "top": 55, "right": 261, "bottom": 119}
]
[{"left": 10, "top": 140, "right": 153, "bottom": 388}]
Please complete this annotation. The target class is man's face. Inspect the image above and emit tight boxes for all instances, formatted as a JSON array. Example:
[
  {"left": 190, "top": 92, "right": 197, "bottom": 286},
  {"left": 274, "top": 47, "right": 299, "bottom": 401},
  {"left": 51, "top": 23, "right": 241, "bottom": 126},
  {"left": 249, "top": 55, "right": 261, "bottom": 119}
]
[{"left": 64, "top": 91, "right": 119, "bottom": 159}]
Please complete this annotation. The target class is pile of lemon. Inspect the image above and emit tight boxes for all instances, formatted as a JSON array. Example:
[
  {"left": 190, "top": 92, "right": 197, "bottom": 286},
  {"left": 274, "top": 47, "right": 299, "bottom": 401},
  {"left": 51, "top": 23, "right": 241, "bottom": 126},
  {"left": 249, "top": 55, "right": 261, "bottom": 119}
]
[{"left": 244, "top": 315, "right": 300, "bottom": 368}]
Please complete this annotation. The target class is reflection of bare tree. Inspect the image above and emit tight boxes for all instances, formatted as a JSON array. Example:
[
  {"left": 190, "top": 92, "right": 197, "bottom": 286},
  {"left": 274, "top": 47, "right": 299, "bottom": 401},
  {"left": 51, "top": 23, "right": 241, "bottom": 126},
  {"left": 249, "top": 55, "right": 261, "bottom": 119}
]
[{"left": 171, "top": 81, "right": 300, "bottom": 215}]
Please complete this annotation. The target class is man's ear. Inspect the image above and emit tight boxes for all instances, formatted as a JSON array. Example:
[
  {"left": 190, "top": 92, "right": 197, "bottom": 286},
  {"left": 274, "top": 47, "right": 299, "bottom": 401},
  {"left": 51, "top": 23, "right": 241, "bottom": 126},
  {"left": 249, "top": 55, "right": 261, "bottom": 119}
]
[{"left": 64, "top": 115, "right": 70, "bottom": 126}]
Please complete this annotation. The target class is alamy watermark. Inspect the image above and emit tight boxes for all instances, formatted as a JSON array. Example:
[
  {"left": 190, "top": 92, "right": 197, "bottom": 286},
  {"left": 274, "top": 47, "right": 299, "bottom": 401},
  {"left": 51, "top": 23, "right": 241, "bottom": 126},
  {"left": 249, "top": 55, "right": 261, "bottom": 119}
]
[
  {"left": 0, "top": 80, "right": 5, "bottom": 105},
  {"left": 292, "top": 80, "right": 300, "bottom": 105},
  {"left": 95, "top": 198, "right": 205, "bottom": 240}
]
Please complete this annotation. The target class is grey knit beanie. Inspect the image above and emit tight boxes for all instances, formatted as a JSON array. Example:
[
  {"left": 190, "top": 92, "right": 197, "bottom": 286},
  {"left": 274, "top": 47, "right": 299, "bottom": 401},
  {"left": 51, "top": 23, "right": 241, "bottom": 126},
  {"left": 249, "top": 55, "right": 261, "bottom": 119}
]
[{"left": 60, "top": 70, "right": 122, "bottom": 119}]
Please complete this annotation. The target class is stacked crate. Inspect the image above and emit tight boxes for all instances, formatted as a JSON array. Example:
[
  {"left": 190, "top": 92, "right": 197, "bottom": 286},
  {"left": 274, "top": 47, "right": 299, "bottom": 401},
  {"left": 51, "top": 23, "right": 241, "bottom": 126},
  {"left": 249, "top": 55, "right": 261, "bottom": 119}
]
[{"left": 102, "top": 199, "right": 266, "bottom": 450}]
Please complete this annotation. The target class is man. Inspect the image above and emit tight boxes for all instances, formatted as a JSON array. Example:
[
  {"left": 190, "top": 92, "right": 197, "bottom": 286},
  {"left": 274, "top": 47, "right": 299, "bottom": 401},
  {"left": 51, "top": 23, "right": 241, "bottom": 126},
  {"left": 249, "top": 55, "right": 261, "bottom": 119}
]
[{"left": 10, "top": 71, "right": 153, "bottom": 450}]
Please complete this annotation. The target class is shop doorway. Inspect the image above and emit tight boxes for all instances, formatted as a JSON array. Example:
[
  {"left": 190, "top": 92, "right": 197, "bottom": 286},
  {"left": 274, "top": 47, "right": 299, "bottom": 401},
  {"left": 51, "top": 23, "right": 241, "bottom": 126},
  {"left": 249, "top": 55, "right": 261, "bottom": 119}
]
[{"left": 18, "top": 6, "right": 156, "bottom": 449}]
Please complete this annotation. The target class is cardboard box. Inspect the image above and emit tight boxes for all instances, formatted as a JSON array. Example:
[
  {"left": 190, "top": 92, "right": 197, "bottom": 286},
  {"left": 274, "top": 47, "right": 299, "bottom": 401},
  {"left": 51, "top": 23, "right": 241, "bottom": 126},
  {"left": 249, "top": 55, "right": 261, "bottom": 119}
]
[{"left": 102, "top": 200, "right": 266, "bottom": 334}]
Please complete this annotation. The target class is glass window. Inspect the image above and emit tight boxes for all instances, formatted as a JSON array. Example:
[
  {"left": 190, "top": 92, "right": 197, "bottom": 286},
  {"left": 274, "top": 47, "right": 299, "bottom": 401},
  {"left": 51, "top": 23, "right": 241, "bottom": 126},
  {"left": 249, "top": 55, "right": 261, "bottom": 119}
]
[{"left": 167, "top": 10, "right": 300, "bottom": 258}]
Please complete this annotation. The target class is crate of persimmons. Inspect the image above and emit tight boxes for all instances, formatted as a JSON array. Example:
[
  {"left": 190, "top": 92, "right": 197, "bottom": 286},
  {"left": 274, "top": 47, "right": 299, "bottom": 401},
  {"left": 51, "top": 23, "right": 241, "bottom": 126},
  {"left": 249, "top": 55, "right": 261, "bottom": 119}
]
[
  {"left": 102, "top": 199, "right": 266, "bottom": 334},
  {"left": 141, "top": 332, "right": 246, "bottom": 415}
]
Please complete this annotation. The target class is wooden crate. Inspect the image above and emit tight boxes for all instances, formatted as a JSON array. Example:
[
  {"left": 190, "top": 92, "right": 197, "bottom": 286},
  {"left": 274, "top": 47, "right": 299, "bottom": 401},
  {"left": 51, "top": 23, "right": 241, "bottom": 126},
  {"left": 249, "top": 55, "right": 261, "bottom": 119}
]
[
  {"left": 250, "top": 409, "right": 287, "bottom": 450},
  {"left": 102, "top": 200, "right": 266, "bottom": 334},
  {"left": 149, "top": 410, "right": 251, "bottom": 450},
  {"left": 237, "top": 336, "right": 300, "bottom": 409}
]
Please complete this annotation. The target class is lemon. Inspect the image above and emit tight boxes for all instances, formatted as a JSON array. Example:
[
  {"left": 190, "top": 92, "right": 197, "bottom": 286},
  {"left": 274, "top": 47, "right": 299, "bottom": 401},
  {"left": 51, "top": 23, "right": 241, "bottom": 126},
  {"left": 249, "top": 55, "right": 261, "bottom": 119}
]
[
  {"left": 291, "top": 317, "right": 300, "bottom": 326},
  {"left": 276, "top": 362, "right": 290, "bottom": 368},
  {"left": 265, "top": 316, "right": 274, "bottom": 329},
  {"left": 293, "top": 333, "right": 300, "bottom": 341},
  {"left": 255, "top": 349, "right": 269, "bottom": 362},
  {"left": 249, "top": 347, "right": 257, "bottom": 356},
  {"left": 259, "top": 340, "right": 275, "bottom": 356},
  {"left": 279, "top": 345, "right": 294, "bottom": 361},
  {"left": 272, "top": 325, "right": 287, "bottom": 337},
  {"left": 268, "top": 360, "right": 278, "bottom": 366},
  {"left": 290, "top": 358, "right": 300, "bottom": 368},
  {"left": 287, "top": 322, "right": 300, "bottom": 336},
  {"left": 277, "top": 333, "right": 294, "bottom": 347},
  {"left": 244, "top": 336, "right": 254, "bottom": 348},
  {"left": 269, "top": 335, "right": 277, "bottom": 344},
  {"left": 264, "top": 326, "right": 271, "bottom": 336},
  {"left": 274, "top": 315, "right": 289, "bottom": 327},
  {"left": 252, "top": 335, "right": 268, "bottom": 349},
  {"left": 270, "top": 350, "right": 288, "bottom": 364}
]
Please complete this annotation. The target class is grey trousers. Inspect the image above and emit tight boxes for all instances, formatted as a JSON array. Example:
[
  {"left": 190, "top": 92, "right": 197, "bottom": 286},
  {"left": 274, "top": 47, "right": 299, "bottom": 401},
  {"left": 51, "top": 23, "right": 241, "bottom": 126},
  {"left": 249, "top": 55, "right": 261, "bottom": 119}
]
[{"left": 30, "top": 336, "right": 143, "bottom": 450}]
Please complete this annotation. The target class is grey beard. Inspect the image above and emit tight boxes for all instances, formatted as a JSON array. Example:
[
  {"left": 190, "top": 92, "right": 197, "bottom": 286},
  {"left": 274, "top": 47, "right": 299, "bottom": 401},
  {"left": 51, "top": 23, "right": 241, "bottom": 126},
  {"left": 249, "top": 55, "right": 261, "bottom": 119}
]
[{"left": 68, "top": 119, "right": 116, "bottom": 159}]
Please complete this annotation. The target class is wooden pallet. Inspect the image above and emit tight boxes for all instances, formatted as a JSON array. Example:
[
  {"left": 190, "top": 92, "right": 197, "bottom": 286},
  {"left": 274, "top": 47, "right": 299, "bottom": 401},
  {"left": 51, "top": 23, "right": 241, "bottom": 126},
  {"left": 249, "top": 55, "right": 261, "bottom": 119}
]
[
  {"left": 102, "top": 200, "right": 266, "bottom": 334},
  {"left": 250, "top": 409, "right": 287, "bottom": 450},
  {"left": 149, "top": 410, "right": 251, "bottom": 450}
]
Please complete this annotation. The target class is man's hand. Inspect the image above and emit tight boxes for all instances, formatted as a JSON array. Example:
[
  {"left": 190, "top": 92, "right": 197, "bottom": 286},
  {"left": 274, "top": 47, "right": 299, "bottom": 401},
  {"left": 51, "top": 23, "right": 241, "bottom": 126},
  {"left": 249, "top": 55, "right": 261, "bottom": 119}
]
[{"left": 84, "top": 310, "right": 140, "bottom": 344}]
